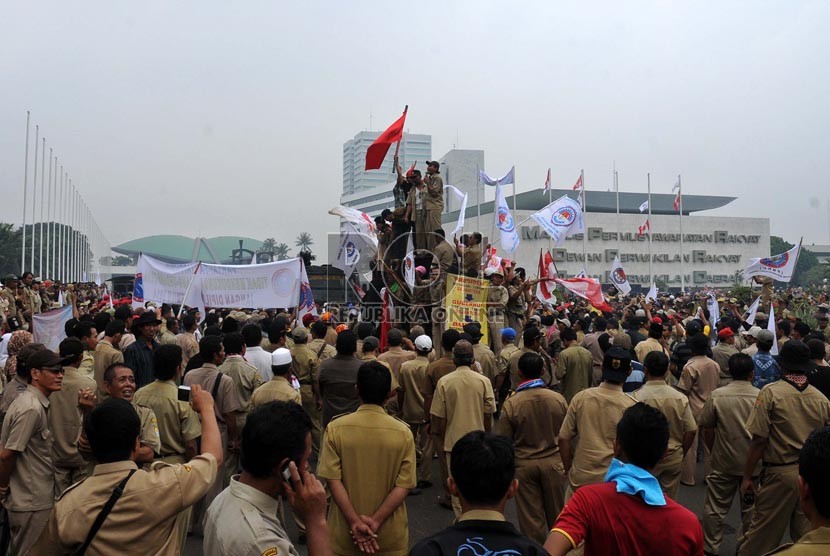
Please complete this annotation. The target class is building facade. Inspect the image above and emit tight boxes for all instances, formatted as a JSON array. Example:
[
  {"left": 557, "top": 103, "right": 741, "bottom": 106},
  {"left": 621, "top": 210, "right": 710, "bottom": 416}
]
[{"left": 342, "top": 131, "right": 431, "bottom": 197}]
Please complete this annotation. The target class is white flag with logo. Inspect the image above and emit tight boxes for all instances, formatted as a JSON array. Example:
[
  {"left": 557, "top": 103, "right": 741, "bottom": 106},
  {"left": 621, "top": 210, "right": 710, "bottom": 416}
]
[
  {"left": 494, "top": 184, "right": 519, "bottom": 253},
  {"left": 745, "top": 296, "right": 761, "bottom": 326},
  {"left": 639, "top": 200, "right": 649, "bottom": 213},
  {"left": 297, "top": 262, "right": 318, "bottom": 326},
  {"left": 645, "top": 282, "right": 658, "bottom": 303},
  {"left": 328, "top": 205, "right": 378, "bottom": 247},
  {"left": 608, "top": 256, "right": 632, "bottom": 295},
  {"left": 767, "top": 304, "right": 779, "bottom": 355},
  {"left": 529, "top": 195, "right": 585, "bottom": 247},
  {"left": 332, "top": 226, "right": 362, "bottom": 275},
  {"left": 404, "top": 233, "right": 416, "bottom": 289},
  {"left": 707, "top": 292, "right": 720, "bottom": 330},
  {"left": 744, "top": 240, "right": 801, "bottom": 283}
]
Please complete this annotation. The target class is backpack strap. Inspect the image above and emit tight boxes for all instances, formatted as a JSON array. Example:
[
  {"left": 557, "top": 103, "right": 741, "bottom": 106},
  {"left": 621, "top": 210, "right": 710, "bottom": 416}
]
[{"left": 74, "top": 469, "right": 137, "bottom": 555}]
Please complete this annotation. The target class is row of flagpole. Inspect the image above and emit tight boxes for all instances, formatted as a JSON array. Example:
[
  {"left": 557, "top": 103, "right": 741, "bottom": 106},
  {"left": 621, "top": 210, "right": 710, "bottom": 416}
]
[{"left": 19, "top": 111, "right": 111, "bottom": 284}]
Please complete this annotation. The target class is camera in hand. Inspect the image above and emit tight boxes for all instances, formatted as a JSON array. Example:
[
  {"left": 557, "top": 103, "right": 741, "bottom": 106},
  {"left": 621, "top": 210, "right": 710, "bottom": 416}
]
[{"left": 177, "top": 385, "right": 191, "bottom": 402}]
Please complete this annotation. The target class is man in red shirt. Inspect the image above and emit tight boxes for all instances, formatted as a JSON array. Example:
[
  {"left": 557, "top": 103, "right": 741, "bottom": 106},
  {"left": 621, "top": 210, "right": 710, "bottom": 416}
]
[{"left": 544, "top": 403, "right": 704, "bottom": 556}]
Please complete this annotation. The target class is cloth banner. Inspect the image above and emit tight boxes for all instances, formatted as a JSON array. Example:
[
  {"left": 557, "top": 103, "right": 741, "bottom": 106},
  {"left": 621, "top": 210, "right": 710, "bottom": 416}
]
[
  {"left": 332, "top": 225, "right": 364, "bottom": 276},
  {"left": 329, "top": 205, "right": 379, "bottom": 247},
  {"left": 33, "top": 305, "right": 73, "bottom": 352},
  {"left": 609, "top": 256, "right": 632, "bottom": 295},
  {"left": 494, "top": 184, "right": 519, "bottom": 253},
  {"left": 444, "top": 184, "right": 468, "bottom": 237},
  {"left": 768, "top": 304, "right": 779, "bottom": 355},
  {"left": 744, "top": 240, "right": 801, "bottom": 283},
  {"left": 745, "top": 296, "right": 761, "bottom": 326},
  {"left": 404, "top": 233, "right": 416, "bottom": 289},
  {"left": 479, "top": 166, "right": 515, "bottom": 186},
  {"left": 645, "top": 282, "right": 658, "bottom": 304},
  {"left": 707, "top": 292, "right": 720, "bottom": 333},
  {"left": 554, "top": 277, "right": 612, "bottom": 312},
  {"left": 537, "top": 250, "right": 557, "bottom": 304},
  {"left": 444, "top": 274, "right": 490, "bottom": 344},
  {"left": 530, "top": 195, "right": 585, "bottom": 247},
  {"left": 297, "top": 263, "right": 318, "bottom": 326}
]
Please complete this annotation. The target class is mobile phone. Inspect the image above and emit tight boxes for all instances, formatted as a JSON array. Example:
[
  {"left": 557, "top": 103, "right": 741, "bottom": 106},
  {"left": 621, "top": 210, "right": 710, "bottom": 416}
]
[
  {"left": 281, "top": 461, "right": 295, "bottom": 484},
  {"left": 177, "top": 386, "right": 191, "bottom": 402}
]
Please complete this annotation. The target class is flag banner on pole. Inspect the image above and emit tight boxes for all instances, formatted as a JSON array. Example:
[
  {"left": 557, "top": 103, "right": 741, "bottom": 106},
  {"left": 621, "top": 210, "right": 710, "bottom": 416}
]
[
  {"left": 328, "top": 206, "right": 379, "bottom": 246},
  {"left": 536, "top": 250, "right": 557, "bottom": 304},
  {"left": 444, "top": 184, "right": 468, "bottom": 237},
  {"left": 639, "top": 200, "right": 649, "bottom": 213},
  {"left": 608, "top": 256, "right": 632, "bottom": 295},
  {"left": 645, "top": 282, "right": 658, "bottom": 304},
  {"left": 768, "top": 304, "right": 779, "bottom": 355},
  {"left": 638, "top": 219, "right": 650, "bottom": 236},
  {"left": 554, "top": 277, "right": 611, "bottom": 312},
  {"left": 529, "top": 195, "right": 585, "bottom": 247},
  {"left": 673, "top": 180, "right": 682, "bottom": 212},
  {"left": 494, "top": 184, "right": 519, "bottom": 253},
  {"left": 572, "top": 173, "right": 583, "bottom": 191},
  {"left": 743, "top": 240, "right": 801, "bottom": 283},
  {"left": 745, "top": 296, "right": 761, "bottom": 325},
  {"left": 484, "top": 247, "right": 502, "bottom": 274},
  {"left": 404, "top": 233, "right": 416, "bottom": 289},
  {"left": 365, "top": 108, "right": 407, "bottom": 170},
  {"left": 33, "top": 305, "right": 73, "bottom": 352},
  {"left": 297, "top": 262, "right": 318, "bottom": 326},
  {"left": 542, "top": 168, "right": 551, "bottom": 195},
  {"left": 479, "top": 166, "right": 515, "bottom": 186},
  {"left": 379, "top": 287, "right": 393, "bottom": 351},
  {"left": 58, "top": 290, "right": 65, "bottom": 307},
  {"left": 332, "top": 225, "right": 363, "bottom": 276},
  {"left": 707, "top": 292, "right": 720, "bottom": 331}
]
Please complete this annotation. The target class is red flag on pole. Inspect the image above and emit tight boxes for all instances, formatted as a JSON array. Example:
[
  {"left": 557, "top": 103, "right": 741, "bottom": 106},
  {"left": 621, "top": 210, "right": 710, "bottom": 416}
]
[
  {"left": 365, "top": 107, "right": 408, "bottom": 171},
  {"left": 536, "top": 250, "right": 557, "bottom": 303},
  {"left": 543, "top": 168, "right": 551, "bottom": 194},
  {"left": 554, "top": 276, "right": 612, "bottom": 313},
  {"left": 572, "top": 173, "right": 583, "bottom": 191},
  {"left": 638, "top": 219, "right": 650, "bottom": 236}
]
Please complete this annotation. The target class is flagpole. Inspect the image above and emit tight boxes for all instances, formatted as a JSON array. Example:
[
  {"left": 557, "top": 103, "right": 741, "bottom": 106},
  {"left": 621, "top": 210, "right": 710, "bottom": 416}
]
[
  {"left": 615, "top": 166, "right": 620, "bottom": 254},
  {"left": 512, "top": 167, "right": 517, "bottom": 213},
  {"left": 548, "top": 169, "right": 553, "bottom": 253},
  {"left": 38, "top": 137, "right": 45, "bottom": 277},
  {"left": 580, "top": 169, "right": 587, "bottom": 276},
  {"left": 59, "top": 171, "right": 65, "bottom": 282},
  {"left": 678, "top": 175, "right": 684, "bottom": 293},
  {"left": 176, "top": 262, "right": 202, "bottom": 318},
  {"left": 647, "top": 173, "right": 653, "bottom": 287},
  {"left": 476, "top": 165, "right": 481, "bottom": 235},
  {"left": 30, "top": 125, "right": 39, "bottom": 274},
  {"left": 21, "top": 112, "right": 30, "bottom": 274},
  {"left": 46, "top": 147, "right": 53, "bottom": 279}
]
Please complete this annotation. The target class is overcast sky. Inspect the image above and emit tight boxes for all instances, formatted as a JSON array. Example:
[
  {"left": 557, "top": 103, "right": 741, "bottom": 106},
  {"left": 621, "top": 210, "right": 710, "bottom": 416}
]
[{"left": 2, "top": 1, "right": 829, "bottom": 262}]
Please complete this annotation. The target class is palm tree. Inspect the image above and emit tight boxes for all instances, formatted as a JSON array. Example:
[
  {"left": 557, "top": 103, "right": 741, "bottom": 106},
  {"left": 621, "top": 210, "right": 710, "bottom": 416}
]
[
  {"left": 261, "top": 238, "right": 277, "bottom": 253},
  {"left": 274, "top": 243, "right": 291, "bottom": 261},
  {"left": 295, "top": 233, "right": 314, "bottom": 254}
]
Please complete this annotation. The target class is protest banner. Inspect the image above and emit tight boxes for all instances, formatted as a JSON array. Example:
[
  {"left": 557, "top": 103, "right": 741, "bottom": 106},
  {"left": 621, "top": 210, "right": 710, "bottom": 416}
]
[
  {"left": 33, "top": 305, "right": 73, "bottom": 352},
  {"left": 444, "top": 274, "right": 490, "bottom": 344}
]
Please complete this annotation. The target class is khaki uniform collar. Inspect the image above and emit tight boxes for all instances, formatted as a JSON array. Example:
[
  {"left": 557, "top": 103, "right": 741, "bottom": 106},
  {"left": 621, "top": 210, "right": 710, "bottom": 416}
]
[
  {"left": 458, "top": 509, "right": 506, "bottom": 522},
  {"left": 796, "top": 526, "right": 830, "bottom": 544},
  {"left": 26, "top": 384, "right": 50, "bottom": 408},
  {"left": 599, "top": 382, "right": 624, "bottom": 392},
  {"left": 229, "top": 476, "right": 279, "bottom": 515},
  {"left": 93, "top": 460, "right": 139, "bottom": 476},
  {"left": 356, "top": 404, "right": 386, "bottom": 414}
]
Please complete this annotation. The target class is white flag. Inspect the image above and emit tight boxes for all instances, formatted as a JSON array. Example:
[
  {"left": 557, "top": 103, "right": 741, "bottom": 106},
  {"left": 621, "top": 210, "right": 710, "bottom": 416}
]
[
  {"left": 404, "top": 233, "right": 416, "bottom": 289},
  {"left": 745, "top": 296, "right": 761, "bottom": 326},
  {"left": 250, "top": 252, "right": 258, "bottom": 265},
  {"left": 297, "top": 262, "right": 318, "bottom": 326},
  {"left": 444, "top": 184, "right": 468, "bottom": 237},
  {"left": 707, "top": 292, "right": 720, "bottom": 330},
  {"left": 494, "top": 184, "right": 519, "bottom": 253},
  {"left": 767, "top": 304, "right": 779, "bottom": 355},
  {"left": 645, "top": 282, "right": 658, "bottom": 303},
  {"left": 479, "top": 166, "right": 515, "bottom": 186},
  {"left": 744, "top": 240, "right": 801, "bottom": 283},
  {"left": 529, "top": 195, "right": 584, "bottom": 247},
  {"left": 639, "top": 200, "right": 649, "bottom": 213},
  {"left": 332, "top": 226, "right": 362, "bottom": 275},
  {"left": 33, "top": 305, "right": 73, "bottom": 352},
  {"left": 328, "top": 205, "right": 378, "bottom": 247},
  {"left": 608, "top": 256, "right": 632, "bottom": 295},
  {"left": 58, "top": 290, "right": 65, "bottom": 307}
]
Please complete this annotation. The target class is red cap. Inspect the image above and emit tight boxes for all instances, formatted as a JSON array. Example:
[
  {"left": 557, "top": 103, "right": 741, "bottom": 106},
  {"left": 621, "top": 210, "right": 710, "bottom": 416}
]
[
  {"left": 717, "top": 328, "right": 734, "bottom": 340},
  {"left": 652, "top": 316, "right": 663, "bottom": 325},
  {"left": 302, "top": 313, "right": 317, "bottom": 327}
]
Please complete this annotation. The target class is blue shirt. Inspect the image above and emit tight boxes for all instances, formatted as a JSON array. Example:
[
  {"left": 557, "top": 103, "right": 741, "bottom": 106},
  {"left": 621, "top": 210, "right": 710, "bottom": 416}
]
[{"left": 752, "top": 351, "right": 780, "bottom": 389}]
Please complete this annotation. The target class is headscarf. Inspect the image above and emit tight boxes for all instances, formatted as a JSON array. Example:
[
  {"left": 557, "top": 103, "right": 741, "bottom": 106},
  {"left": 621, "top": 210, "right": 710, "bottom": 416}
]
[{"left": 4, "top": 330, "right": 33, "bottom": 379}]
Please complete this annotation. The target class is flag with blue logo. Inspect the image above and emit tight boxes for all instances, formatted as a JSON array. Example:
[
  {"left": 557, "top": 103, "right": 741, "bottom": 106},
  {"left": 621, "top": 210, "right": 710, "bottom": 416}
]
[
  {"left": 529, "top": 195, "right": 584, "bottom": 247},
  {"left": 494, "top": 184, "right": 519, "bottom": 253}
]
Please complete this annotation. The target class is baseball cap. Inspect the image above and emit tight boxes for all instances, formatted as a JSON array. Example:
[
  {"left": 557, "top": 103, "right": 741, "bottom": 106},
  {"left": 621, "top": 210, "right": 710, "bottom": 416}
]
[
  {"left": 756, "top": 329, "right": 775, "bottom": 343},
  {"left": 556, "top": 318, "right": 571, "bottom": 328},
  {"left": 271, "top": 348, "right": 292, "bottom": 366},
  {"left": 414, "top": 335, "right": 433, "bottom": 352},
  {"left": 741, "top": 325, "right": 762, "bottom": 338},
  {"left": 335, "top": 323, "right": 348, "bottom": 334},
  {"left": 501, "top": 327, "right": 517, "bottom": 340},
  {"left": 602, "top": 347, "right": 632, "bottom": 382},
  {"left": 363, "top": 336, "right": 379, "bottom": 351},
  {"left": 292, "top": 327, "right": 309, "bottom": 342},
  {"left": 415, "top": 265, "right": 427, "bottom": 276},
  {"left": 634, "top": 309, "right": 646, "bottom": 318},
  {"left": 717, "top": 328, "right": 734, "bottom": 340},
  {"left": 28, "top": 350, "right": 68, "bottom": 370},
  {"left": 425, "top": 160, "right": 439, "bottom": 168},
  {"left": 301, "top": 313, "right": 317, "bottom": 327},
  {"left": 320, "top": 312, "right": 333, "bottom": 323},
  {"left": 463, "top": 322, "right": 483, "bottom": 339}
]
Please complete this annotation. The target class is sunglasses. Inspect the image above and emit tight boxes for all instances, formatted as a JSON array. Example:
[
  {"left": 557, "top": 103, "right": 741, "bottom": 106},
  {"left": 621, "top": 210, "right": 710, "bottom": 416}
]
[{"left": 41, "top": 366, "right": 65, "bottom": 374}]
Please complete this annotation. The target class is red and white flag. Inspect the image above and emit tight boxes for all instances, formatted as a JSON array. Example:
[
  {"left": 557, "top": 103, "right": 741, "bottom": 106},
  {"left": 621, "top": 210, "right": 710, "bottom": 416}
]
[
  {"left": 572, "top": 173, "right": 583, "bottom": 191},
  {"left": 638, "top": 219, "right": 650, "bottom": 236},
  {"left": 673, "top": 178, "right": 681, "bottom": 211},
  {"left": 543, "top": 168, "right": 551, "bottom": 195},
  {"left": 554, "top": 276, "right": 612, "bottom": 313},
  {"left": 536, "top": 250, "right": 557, "bottom": 304}
]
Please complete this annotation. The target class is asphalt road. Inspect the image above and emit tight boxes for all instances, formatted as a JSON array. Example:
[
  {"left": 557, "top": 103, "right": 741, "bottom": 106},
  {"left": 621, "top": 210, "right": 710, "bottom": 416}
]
[{"left": 185, "top": 455, "right": 776, "bottom": 555}]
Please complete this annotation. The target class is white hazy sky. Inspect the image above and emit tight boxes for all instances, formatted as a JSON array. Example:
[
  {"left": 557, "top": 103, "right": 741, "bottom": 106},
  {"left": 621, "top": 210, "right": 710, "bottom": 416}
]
[{"left": 2, "top": 1, "right": 829, "bottom": 262}]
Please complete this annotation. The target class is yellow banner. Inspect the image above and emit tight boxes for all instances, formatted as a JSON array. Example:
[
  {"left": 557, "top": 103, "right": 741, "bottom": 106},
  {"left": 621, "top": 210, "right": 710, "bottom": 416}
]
[{"left": 444, "top": 274, "right": 490, "bottom": 345}]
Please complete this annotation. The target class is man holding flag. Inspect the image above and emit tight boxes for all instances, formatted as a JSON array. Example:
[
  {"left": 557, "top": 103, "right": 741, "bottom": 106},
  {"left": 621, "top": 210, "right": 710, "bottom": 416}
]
[{"left": 423, "top": 161, "right": 444, "bottom": 251}]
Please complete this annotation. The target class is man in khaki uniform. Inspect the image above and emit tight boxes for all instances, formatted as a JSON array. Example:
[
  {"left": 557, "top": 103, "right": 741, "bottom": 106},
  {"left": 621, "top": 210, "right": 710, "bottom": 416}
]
[
  {"left": 100, "top": 363, "right": 161, "bottom": 464},
  {"left": 699, "top": 352, "right": 760, "bottom": 555},
  {"left": 30, "top": 389, "right": 221, "bottom": 555},
  {"left": 50, "top": 338, "right": 98, "bottom": 493},
  {"left": 74, "top": 320, "right": 98, "bottom": 379},
  {"left": 0, "top": 349, "right": 66, "bottom": 554},
  {"left": 423, "top": 160, "right": 444, "bottom": 252},
  {"left": 677, "top": 333, "right": 721, "bottom": 486},
  {"left": 251, "top": 348, "right": 302, "bottom": 407},
  {"left": 557, "top": 328, "right": 594, "bottom": 403},
  {"left": 289, "top": 328, "right": 322, "bottom": 457},
  {"left": 559, "top": 347, "right": 637, "bottom": 501},
  {"left": 464, "top": 323, "right": 498, "bottom": 385},
  {"left": 405, "top": 169, "right": 428, "bottom": 251},
  {"left": 399, "top": 335, "right": 435, "bottom": 487},
  {"left": 378, "top": 328, "right": 416, "bottom": 384},
  {"left": 431, "top": 229, "right": 456, "bottom": 276},
  {"left": 177, "top": 314, "right": 200, "bottom": 368},
  {"left": 159, "top": 317, "right": 179, "bottom": 345},
  {"left": 497, "top": 351, "right": 568, "bottom": 545},
  {"left": 318, "top": 361, "right": 416, "bottom": 556},
  {"left": 634, "top": 321, "right": 669, "bottom": 367},
  {"left": 93, "top": 319, "right": 125, "bottom": 398},
  {"left": 487, "top": 269, "right": 509, "bottom": 355},
  {"left": 308, "top": 320, "right": 337, "bottom": 362},
  {"left": 739, "top": 341, "right": 830, "bottom": 556},
  {"left": 580, "top": 318, "right": 607, "bottom": 384},
  {"left": 508, "top": 327, "right": 553, "bottom": 390},
  {"left": 495, "top": 328, "right": 520, "bottom": 398},
  {"left": 218, "top": 331, "right": 262, "bottom": 479},
  {"left": 632, "top": 351, "right": 697, "bottom": 499},
  {"left": 712, "top": 327, "right": 739, "bottom": 385},
  {"left": 1, "top": 275, "right": 19, "bottom": 320},
  {"left": 459, "top": 232, "right": 482, "bottom": 278},
  {"left": 430, "top": 341, "right": 497, "bottom": 517}
]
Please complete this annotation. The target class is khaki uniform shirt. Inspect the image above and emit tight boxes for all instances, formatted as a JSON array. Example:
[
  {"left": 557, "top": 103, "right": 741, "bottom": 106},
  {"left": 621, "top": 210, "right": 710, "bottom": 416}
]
[
  {"left": 488, "top": 285, "right": 509, "bottom": 317},
  {"left": 633, "top": 380, "right": 697, "bottom": 458},
  {"left": 746, "top": 378, "right": 830, "bottom": 464},
  {"left": 698, "top": 380, "right": 760, "bottom": 476},
  {"left": 378, "top": 346, "right": 416, "bottom": 384},
  {"left": 498, "top": 344, "right": 520, "bottom": 381},
  {"left": 251, "top": 376, "right": 301, "bottom": 407},
  {"left": 634, "top": 337, "right": 668, "bottom": 364},
  {"left": 78, "top": 351, "right": 95, "bottom": 380},
  {"left": 93, "top": 339, "right": 124, "bottom": 394},
  {"left": 556, "top": 344, "right": 594, "bottom": 403},
  {"left": 423, "top": 356, "right": 456, "bottom": 400},
  {"left": 399, "top": 356, "right": 430, "bottom": 423},
  {"left": 472, "top": 343, "right": 498, "bottom": 383},
  {"left": 559, "top": 383, "right": 636, "bottom": 489},
  {"left": 463, "top": 245, "right": 481, "bottom": 276},
  {"left": 219, "top": 355, "right": 262, "bottom": 429},
  {"left": 765, "top": 526, "right": 830, "bottom": 555},
  {"left": 183, "top": 364, "right": 243, "bottom": 436},
  {"left": 711, "top": 342, "right": 739, "bottom": 383},
  {"left": 133, "top": 380, "right": 202, "bottom": 460},
  {"left": 0, "top": 386, "right": 55, "bottom": 511},
  {"left": 49, "top": 367, "right": 97, "bottom": 469},
  {"left": 0, "top": 375, "right": 29, "bottom": 420},
  {"left": 497, "top": 385, "right": 568, "bottom": 461},
  {"left": 290, "top": 343, "right": 319, "bottom": 384},
  {"left": 324, "top": 326, "right": 338, "bottom": 347},
  {"left": 0, "top": 287, "right": 17, "bottom": 318},
  {"left": 31, "top": 454, "right": 218, "bottom": 556},
  {"left": 509, "top": 347, "right": 553, "bottom": 390},
  {"left": 424, "top": 172, "right": 444, "bottom": 211},
  {"left": 318, "top": 405, "right": 416, "bottom": 556},
  {"left": 580, "top": 332, "right": 605, "bottom": 376},
  {"left": 430, "top": 366, "right": 497, "bottom": 452},
  {"left": 677, "top": 355, "right": 722, "bottom": 417},
  {"left": 135, "top": 403, "right": 162, "bottom": 455},
  {"left": 308, "top": 338, "right": 337, "bottom": 362},
  {"left": 432, "top": 241, "right": 455, "bottom": 273},
  {"left": 177, "top": 332, "right": 199, "bottom": 368},
  {"left": 159, "top": 330, "right": 178, "bottom": 346},
  {"left": 203, "top": 476, "right": 300, "bottom": 556}
]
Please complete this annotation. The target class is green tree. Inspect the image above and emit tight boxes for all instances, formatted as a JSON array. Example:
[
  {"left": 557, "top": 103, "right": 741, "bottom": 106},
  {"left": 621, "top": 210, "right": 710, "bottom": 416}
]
[
  {"left": 295, "top": 233, "right": 314, "bottom": 254},
  {"left": 0, "top": 223, "right": 22, "bottom": 276},
  {"left": 274, "top": 242, "right": 291, "bottom": 261},
  {"left": 261, "top": 238, "right": 277, "bottom": 253},
  {"left": 769, "top": 236, "right": 818, "bottom": 286}
]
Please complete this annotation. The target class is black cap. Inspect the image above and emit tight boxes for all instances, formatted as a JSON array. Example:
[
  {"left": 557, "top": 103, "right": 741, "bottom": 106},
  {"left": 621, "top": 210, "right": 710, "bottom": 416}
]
[
  {"left": 425, "top": 160, "right": 440, "bottom": 168},
  {"left": 59, "top": 338, "right": 84, "bottom": 361},
  {"left": 775, "top": 340, "right": 813, "bottom": 373},
  {"left": 134, "top": 312, "right": 162, "bottom": 326},
  {"left": 463, "top": 322, "right": 483, "bottom": 339},
  {"left": 28, "top": 350, "right": 69, "bottom": 370},
  {"left": 602, "top": 347, "right": 632, "bottom": 381}
]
